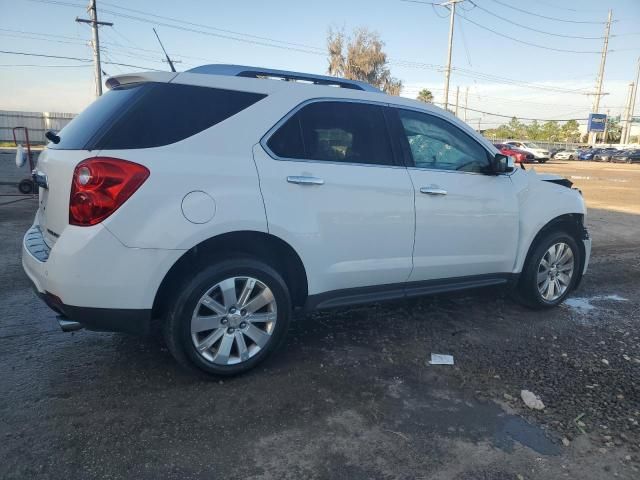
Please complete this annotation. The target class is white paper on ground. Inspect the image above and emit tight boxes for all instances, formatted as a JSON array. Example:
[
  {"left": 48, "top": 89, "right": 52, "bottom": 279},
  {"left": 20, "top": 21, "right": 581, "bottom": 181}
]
[{"left": 429, "top": 354, "right": 454, "bottom": 365}]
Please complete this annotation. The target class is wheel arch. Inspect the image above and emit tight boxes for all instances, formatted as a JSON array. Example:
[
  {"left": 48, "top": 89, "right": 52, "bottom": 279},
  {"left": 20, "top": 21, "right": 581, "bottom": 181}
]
[
  {"left": 518, "top": 213, "right": 588, "bottom": 286},
  {"left": 152, "top": 230, "right": 309, "bottom": 319}
]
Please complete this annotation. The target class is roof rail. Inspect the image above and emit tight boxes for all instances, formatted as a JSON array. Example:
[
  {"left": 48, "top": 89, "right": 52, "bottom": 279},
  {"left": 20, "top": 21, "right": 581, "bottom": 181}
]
[{"left": 185, "top": 64, "right": 381, "bottom": 93}]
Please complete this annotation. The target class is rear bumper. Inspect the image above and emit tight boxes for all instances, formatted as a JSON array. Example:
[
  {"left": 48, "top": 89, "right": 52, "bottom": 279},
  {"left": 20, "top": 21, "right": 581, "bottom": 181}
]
[
  {"left": 22, "top": 218, "right": 184, "bottom": 334},
  {"left": 33, "top": 288, "right": 151, "bottom": 334}
]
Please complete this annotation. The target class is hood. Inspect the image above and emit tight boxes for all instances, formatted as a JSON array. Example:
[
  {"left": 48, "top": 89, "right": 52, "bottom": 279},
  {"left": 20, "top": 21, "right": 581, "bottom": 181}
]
[{"left": 527, "top": 169, "right": 574, "bottom": 189}]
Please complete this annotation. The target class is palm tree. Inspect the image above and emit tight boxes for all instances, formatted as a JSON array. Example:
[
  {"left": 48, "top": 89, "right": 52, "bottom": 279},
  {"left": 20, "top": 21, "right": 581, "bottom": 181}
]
[{"left": 416, "top": 88, "right": 434, "bottom": 104}]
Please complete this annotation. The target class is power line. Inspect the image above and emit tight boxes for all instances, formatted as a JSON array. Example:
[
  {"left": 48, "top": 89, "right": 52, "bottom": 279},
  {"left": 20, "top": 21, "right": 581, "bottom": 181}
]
[
  {"left": 532, "top": 0, "right": 603, "bottom": 14},
  {"left": 457, "top": 12, "right": 602, "bottom": 54},
  {"left": 99, "top": 0, "right": 325, "bottom": 53},
  {"left": 0, "top": 63, "right": 92, "bottom": 68},
  {"left": 22, "top": 0, "right": 615, "bottom": 96},
  {"left": 436, "top": 103, "right": 588, "bottom": 122},
  {"left": 487, "top": 0, "right": 607, "bottom": 24},
  {"left": 0, "top": 49, "right": 162, "bottom": 71},
  {"left": 468, "top": 1, "right": 605, "bottom": 40},
  {"left": 0, "top": 49, "right": 91, "bottom": 62}
]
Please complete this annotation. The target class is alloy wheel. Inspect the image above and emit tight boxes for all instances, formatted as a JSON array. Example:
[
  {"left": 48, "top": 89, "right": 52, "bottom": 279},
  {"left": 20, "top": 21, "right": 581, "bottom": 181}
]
[
  {"left": 190, "top": 276, "right": 277, "bottom": 365},
  {"left": 536, "top": 242, "right": 575, "bottom": 302}
]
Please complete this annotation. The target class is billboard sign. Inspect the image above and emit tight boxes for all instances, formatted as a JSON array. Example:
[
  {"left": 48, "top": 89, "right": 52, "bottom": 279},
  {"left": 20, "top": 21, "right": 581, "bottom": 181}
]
[{"left": 587, "top": 113, "right": 607, "bottom": 132}]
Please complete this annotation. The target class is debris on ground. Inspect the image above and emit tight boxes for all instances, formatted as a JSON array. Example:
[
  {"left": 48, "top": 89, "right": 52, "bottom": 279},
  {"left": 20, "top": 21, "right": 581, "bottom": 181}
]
[
  {"left": 429, "top": 353, "right": 454, "bottom": 365},
  {"left": 521, "top": 390, "right": 545, "bottom": 410}
]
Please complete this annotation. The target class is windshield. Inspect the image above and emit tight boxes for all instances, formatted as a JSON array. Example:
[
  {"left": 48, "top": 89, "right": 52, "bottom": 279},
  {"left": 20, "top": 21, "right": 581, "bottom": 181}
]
[{"left": 523, "top": 142, "right": 541, "bottom": 148}]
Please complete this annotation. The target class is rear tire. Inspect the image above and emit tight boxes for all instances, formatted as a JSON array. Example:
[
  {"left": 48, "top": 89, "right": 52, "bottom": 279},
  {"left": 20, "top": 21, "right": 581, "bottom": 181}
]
[
  {"left": 163, "top": 257, "right": 291, "bottom": 377},
  {"left": 516, "top": 231, "right": 580, "bottom": 309}
]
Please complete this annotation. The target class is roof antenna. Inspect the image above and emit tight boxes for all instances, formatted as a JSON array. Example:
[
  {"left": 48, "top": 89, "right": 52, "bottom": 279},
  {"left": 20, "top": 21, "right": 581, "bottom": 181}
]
[{"left": 153, "top": 27, "right": 176, "bottom": 72}]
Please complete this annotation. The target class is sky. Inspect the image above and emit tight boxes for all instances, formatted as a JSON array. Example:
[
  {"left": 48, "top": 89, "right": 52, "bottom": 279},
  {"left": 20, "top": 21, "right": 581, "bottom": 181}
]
[{"left": 1, "top": 0, "right": 639, "bottom": 128}]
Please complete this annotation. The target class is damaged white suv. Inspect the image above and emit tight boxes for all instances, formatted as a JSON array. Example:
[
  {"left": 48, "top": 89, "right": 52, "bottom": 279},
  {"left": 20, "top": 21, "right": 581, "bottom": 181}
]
[{"left": 23, "top": 65, "right": 591, "bottom": 376}]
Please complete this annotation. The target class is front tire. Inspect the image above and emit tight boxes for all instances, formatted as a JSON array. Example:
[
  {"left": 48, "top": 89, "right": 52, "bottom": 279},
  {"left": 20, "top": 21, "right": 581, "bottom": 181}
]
[
  {"left": 163, "top": 257, "right": 291, "bottom": 377},
  {"left": 517, "top": 231, "right": 580, "bottom": 309}
]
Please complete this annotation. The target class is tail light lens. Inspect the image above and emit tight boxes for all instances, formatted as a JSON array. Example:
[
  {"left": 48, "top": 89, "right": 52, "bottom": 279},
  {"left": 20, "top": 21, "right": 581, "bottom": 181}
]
[{"left": 69, "top": 157, "right": 149, "bottom": 226}]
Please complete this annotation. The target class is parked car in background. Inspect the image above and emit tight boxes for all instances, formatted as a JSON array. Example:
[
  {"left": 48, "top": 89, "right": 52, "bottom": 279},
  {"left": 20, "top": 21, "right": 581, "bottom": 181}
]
[
  {"left": 504, "top": 141, "right": 550, "bottom": 163},
  {"left": 549, "top": 148, "right": 564, "bottom": 158},
  {"left": 581, "top": 147, "right": 618, "bottom": 162},
  {"left": 493, "top": 143, "right": 534, "bottom": 163},
  {"left": 594, "top": 148, "right": 620, "bottom": 162},
  {"left": 578, "top": 148, "right": 601, "bottom": 161},
  {"left": 22, "top": 64, "right": 591, "bottom": 376},
  {"left": 553, "top": 149, "right": 579, "bottom": 160},
  {"left": 610, "top": 149, "right": 640, "bottom": 163}
]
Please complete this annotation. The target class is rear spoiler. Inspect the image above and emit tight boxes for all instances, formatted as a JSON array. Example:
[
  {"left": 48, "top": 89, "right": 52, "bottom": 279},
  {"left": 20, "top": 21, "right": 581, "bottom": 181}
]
[{"left": 105, "top": 72, "right": 179, "bottom": 90}]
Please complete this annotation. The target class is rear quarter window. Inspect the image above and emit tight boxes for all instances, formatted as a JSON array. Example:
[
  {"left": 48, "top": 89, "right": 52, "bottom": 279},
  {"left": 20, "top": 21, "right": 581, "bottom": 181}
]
[{"left": 50, "top": 82, "right": 266, "bottom": 150}]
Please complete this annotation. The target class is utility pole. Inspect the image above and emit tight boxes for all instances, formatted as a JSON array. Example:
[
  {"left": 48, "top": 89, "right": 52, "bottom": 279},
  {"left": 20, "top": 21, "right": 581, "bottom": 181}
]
[
  {"left": 454, "top": 86, "right": 460, "bottom": 117},
  {"left": 76, "top": 0, "right": 113, "bottom": 97},
  {"left": 442, "top": 0, "right": 462, "bottom": 112},
  {"left": 602, "top": 109, "right": 610, "bottom": 144},
  {"left": 623, "top": 57, "right": 640, "bottom": 144},
  {"left": 621, "top": 82, "right": 635, "bottom": 145},
  {"left": 588, "top": 9, "right": 612, "bottom": 146},
  {"left": 463, "top": 86, "right": 469, "bottom": 122}
]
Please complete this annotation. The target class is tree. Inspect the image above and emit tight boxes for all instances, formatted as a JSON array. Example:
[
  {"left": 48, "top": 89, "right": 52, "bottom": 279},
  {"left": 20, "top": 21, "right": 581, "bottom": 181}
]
[
  {"left": 604, "top": 117, "right": 621, "bottom": 143},
  {"left": 327, "top": 27, "right": 402, "bottom": 95},
  {"left": 526, "top": 120, "right": 541, "bottom": 140},
  {"left": 560, "top": 120, "right": 580, "bottom": 142},
  {"left": 540, "top": 121, "right": 560, "bottom": 142},
  {"left": 416, "top": 88, "right": 434, "bottom": 104}
]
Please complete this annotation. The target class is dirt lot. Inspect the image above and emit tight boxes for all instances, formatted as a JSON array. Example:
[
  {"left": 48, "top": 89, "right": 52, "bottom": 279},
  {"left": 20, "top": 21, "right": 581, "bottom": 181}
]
[{"left": 0, "top": 160, "right": 639, "bottom": 479}]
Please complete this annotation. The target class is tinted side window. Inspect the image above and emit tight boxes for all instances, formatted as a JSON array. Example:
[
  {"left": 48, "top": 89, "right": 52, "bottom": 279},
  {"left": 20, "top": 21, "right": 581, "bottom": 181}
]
[
  {"left": 397, "top": 109, "right": 489, "bottom": 173},
  {"left": 51, "top": 83, "right": 266, "bottom": 150},
  {"left": 266, "top": 113, "right": 304, "bottom": 159},
  {"left": 267, "top": 101, "right": 394, "bottom": 166}
]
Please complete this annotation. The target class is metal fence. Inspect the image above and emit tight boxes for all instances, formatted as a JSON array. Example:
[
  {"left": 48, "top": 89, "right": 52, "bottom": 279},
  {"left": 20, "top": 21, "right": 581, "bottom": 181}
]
[{"left": 0, "top": 110, "right": 76, "bottom": 144}]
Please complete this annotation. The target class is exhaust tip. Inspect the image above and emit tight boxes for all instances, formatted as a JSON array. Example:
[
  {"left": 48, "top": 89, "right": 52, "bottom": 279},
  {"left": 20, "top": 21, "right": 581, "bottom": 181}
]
[{"left": 57, "top": 317, "right": 83, "bottom": 332}]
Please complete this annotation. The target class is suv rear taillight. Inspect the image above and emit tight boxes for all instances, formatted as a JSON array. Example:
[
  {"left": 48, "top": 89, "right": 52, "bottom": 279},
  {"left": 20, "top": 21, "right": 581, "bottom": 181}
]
[{"left": 69, "top": 157, "right": 149, "bottom": 226}]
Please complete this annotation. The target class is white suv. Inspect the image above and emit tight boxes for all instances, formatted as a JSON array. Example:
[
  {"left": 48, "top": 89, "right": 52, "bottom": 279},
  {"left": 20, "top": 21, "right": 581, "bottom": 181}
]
[
  {"left": 22, "top": 65, "right": 591, "bottom": 376},
  {"left": 504, "top": 141, "right": 550, "bottom": 163}
]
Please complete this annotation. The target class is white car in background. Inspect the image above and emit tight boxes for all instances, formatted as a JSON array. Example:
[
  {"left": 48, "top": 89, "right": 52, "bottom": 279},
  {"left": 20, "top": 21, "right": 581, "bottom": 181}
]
[
  {"left": 22, "top": 65, "right": 591, "bottom": 376},
  {"left": 505, "top": 141, "right": 550, "bottom": 163},
  {"left": 554, "top": 149, "right": 579, "bottom": 160}
]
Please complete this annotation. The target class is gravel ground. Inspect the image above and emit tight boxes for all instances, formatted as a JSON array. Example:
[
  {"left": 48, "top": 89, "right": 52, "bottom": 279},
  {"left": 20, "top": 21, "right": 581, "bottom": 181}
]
[{"left": 0, "top": 160, "right": 639, "bottom": 479}]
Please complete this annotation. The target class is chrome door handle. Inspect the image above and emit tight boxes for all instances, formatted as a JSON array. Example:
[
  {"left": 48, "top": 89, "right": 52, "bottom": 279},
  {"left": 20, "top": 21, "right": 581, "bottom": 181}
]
[
  {"left": 420, "top": 187, "right": 447, "bottom": 196},
  {"left": 287, "top": 176, "right": 324, "bottom": 186}
]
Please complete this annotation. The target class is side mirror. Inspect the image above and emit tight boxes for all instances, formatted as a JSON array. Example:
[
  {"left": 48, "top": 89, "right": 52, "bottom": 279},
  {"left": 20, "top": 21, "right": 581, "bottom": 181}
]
[{"left": 491, "top": 153, "right": 515, "bottom": 174}]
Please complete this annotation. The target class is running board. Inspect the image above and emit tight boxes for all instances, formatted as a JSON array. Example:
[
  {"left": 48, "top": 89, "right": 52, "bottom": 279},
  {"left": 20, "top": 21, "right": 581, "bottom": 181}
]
[{"left": 305, "top": 274, "right": 515, "bottom": 311}]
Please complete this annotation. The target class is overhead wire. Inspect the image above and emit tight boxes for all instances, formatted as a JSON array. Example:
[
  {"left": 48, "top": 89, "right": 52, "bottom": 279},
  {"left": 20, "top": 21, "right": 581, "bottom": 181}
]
[
  {"left": 467, "top": 1, "right": 606, "bottom": 40},
  {"left": 456, "top": 12, "right": 602, "bottom": 54},
  {"left": 486, "top": 0, "right": 608, "bottom": 24}
]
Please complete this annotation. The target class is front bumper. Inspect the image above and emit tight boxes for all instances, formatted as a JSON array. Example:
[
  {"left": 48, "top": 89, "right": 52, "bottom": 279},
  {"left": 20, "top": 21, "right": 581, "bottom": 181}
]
[{"left": 582, "top": 237, "right": 592, "bottom": 275}]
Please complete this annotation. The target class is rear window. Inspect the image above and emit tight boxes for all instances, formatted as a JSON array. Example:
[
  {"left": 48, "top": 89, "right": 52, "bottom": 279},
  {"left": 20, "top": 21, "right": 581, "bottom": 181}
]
[{"left": 50, "top": 82, "right": 266, "bottom": 150}]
